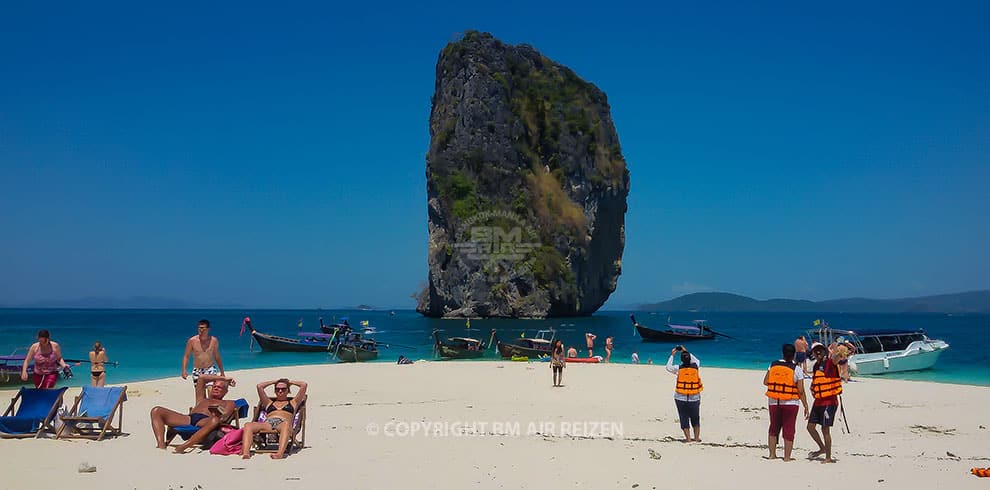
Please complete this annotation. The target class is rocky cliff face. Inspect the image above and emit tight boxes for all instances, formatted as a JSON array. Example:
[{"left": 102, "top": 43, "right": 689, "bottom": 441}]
[{"left": 416, "top": 31, "right": 630, "bottom": 318}]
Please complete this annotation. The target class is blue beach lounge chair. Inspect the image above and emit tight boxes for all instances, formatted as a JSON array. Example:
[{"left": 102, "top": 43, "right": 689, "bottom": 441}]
[
  {"left": 56, "top": 385, "right": 128, "bottom": 440},
  {"left": 166, "top": 398, "right": 249, "bottom": 447},
  {"left": 0, "top": 387, "right": 68, "bottom": 438}
]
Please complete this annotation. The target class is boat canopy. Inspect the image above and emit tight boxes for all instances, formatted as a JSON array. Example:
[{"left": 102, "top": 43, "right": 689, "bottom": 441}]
[
  {"left": 668, "top": 324, "right": 702, "bottom": 332},
  {"left": 844, "top": 328, "right": 925, "bottom": 337}
]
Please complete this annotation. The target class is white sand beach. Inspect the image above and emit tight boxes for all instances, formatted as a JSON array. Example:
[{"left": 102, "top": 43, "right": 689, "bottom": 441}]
[{"left": 1, "top": 362, "right": 988, "bottom": 489}]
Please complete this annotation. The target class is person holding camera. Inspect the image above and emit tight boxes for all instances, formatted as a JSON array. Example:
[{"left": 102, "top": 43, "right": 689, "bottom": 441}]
[{"left": 666, "top": 346, "right": 702, "bottom": 442}]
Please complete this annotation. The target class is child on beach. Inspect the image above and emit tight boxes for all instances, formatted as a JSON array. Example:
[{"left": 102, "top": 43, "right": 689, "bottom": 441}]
[{"left": 89, "top": 341, "right": 108, "bottom": 386}]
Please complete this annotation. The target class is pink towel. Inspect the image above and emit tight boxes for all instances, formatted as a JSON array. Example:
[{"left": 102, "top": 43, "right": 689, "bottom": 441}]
[{"left": 210, "top": 427, "right": 244, "bottom": 455}]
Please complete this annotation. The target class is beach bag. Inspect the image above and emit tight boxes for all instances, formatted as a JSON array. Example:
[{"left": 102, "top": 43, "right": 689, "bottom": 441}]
[
  {"left": 53, "top": 405, "right": 68, "bottom": 433},
  {"left": 209, "top": 427, "right": 244, "bottom": 455}
]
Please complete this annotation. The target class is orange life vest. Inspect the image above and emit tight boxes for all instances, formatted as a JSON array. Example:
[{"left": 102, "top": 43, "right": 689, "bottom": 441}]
[
  {"left": 675, "top": 364, "right": 703, "bottom": 395},
  {"left": 810, "top": 366, "right": 843, "bottom": 399},
  {"left": 972, "top": 468, "right": 990, "bottom": 478},
  {"left": 765, "top": 361, "right": 799, "bottom": 400}
]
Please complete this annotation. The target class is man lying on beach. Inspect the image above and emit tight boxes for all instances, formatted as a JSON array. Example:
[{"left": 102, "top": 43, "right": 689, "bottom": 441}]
[{"left": 150, "top": 374, "right": 237, "bottom": 453}]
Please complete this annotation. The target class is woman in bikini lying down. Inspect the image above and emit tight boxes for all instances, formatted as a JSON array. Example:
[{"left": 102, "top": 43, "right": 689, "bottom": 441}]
[{"left": 241, "top": 378, "right": 307, "bottom": 459}]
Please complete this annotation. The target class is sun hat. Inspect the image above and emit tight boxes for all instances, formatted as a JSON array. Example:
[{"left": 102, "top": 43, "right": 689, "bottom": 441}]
[{"left": 810, "top": 342, "right": 826, "bottom": 352}]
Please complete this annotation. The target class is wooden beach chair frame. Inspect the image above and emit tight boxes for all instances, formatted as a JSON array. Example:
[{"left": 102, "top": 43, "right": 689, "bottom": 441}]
[
  {"left": 56, "top": 385, "right": 128, "bottom": 441},
  {"left": 250, "top": 397, "right": 306, "bottom": 454},
  {"left": 165, "top": 397, "right": 249, "bottom": 447},
  {"left": 0, "top": 387, "right": 68, "bottom": 439}
]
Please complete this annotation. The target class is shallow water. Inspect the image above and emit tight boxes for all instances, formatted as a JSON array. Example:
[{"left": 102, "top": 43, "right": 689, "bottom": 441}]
[{"left": 1, "top": 309, "right": 986, "bottom": 387}]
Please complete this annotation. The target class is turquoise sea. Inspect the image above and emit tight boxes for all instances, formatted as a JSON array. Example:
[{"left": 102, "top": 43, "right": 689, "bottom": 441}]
[{"left": 1, "top": 309, "right": 987, "bottom": 386}]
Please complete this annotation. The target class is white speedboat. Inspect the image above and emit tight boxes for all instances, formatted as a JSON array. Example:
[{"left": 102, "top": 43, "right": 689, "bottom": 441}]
[{"left": 808, "top": 327, "right": 949, "bottom": 375}]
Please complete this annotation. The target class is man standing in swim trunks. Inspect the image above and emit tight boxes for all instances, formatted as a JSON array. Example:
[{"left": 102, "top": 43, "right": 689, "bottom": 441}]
[
  {"left": 585, "top": 333, "right": 597, "bottom": 357},
  {"left": 794, "top": 335, "right": 808, "bottom": 372},
  {"left": 150, "top": 374, "right": 237, "bottom": 452},
  {"left": 181, "top": 319, "right": 225, "bottom": 397}
]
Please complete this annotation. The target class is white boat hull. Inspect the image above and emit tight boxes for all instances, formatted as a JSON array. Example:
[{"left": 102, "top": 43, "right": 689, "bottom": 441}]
[{"left": 849, "top": 340, "right": 949, "bottom": 375}]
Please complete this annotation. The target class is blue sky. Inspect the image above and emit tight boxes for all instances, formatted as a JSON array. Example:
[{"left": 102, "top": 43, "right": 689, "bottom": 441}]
[{"left": 1, "top": 1, "right": 987, "bottom": 309}]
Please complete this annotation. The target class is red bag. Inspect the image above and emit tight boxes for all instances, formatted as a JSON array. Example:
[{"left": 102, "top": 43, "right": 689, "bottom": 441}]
[{"left": 210, "top": 427, "right": 244, "bottom": 455}]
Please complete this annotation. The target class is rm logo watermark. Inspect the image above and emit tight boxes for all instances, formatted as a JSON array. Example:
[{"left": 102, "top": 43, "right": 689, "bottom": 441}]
[{"left": 452, "top": 210, "right": 540, "bottom": 278}]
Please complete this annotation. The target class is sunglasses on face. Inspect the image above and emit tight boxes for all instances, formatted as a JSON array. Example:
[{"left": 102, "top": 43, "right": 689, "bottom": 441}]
[{"left": 275, "top": 387, "right": 289, "bottom": 392}]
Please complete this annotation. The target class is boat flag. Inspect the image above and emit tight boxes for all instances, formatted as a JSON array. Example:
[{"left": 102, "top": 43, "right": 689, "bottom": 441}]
[
  {"left": 520, "top": 331, "right": 525, "bottom": 338},
  {"left": 298, "top": 318, "right": 303, "bottom": 329},
  {"left": 360, "top": 320, "right": 370, "bottom": 327},
  {"left": 813, "top": 319, "right": 821, "bottom": 326},
  {"left": 466, "top": 318, "right": 471, "bottom": 329}
]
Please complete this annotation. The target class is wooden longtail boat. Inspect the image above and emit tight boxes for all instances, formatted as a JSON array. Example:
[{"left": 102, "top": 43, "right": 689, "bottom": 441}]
[
  {"left": 433, "top": 329, "right": 496, "bottom": 359},
  {"left": 495, "top": 329, "right": 555, "bottom": 358}
]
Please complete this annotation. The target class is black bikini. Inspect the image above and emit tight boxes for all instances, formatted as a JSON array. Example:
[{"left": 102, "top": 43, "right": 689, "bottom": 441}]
[{"left": 266, "top": 400, "right": 295, "bottom": 414}]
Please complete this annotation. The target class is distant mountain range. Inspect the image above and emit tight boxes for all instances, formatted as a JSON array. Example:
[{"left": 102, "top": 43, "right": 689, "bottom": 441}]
[{"left": 640, "top": 291, "right": 990, "bottom": 313}]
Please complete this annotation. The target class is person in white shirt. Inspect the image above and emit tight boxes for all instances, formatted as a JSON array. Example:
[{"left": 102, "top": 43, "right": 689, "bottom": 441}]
[
  {"left": 763, "top": 343, "right": 809, "bottom": 461},
  {"left": 666, "top": 347, "right": 702, "bottom": 442}
]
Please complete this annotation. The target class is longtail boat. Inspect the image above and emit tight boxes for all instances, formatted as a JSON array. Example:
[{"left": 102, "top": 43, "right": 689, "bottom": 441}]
[
  {"left": 433, "top": 329, "right": 496, "bottom": 359},
  {"left": 333, "top": 331, "right": 380, "bottom": 363},
  {"left": 1, "top": 350, "right": 108, "bottom": 385},
  {"left": 249, "top": 325, "right": 339, "bottom": 353},
  {"left": 631, "top": 315, "right": 717, "bottom": 342},
  {"left": 495, "top": 329, "right": 555, "bottom": 358},
  {"left": 1, "top": 351, "right": 29, "bottom": 386}
]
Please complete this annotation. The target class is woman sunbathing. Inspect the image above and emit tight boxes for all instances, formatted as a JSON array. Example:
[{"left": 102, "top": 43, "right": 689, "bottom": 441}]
[{"left": 241, "top": 378, "right": 307, "bottom": 459}]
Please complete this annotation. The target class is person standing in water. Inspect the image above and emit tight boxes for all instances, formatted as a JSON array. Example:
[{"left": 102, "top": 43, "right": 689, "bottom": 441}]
[
  {"left": 21, "top": 329, "right": 71, "bottom": 388},
  {"left": 181, "top": 319, "right": 225, "bottom": 397},
  {"left": 550, "top": 340, "right": 566, "bottom": 387},
  {"left": 89, "top": 341, "right": 109, "bottom": 386},
  {"left": 604, "top": 336, "right": 614, "bottom": 363}
]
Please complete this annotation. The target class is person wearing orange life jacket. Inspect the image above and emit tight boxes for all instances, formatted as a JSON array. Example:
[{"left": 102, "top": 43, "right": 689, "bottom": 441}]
[
  {"left": 807, "top": 342, "right": 841, "bottom": 463},
  {"left": 666, "top": 347, "right": 702, "bottom": 442},
  {"left": 763, "top": 343, "right": 809, "bottom": 461}
]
